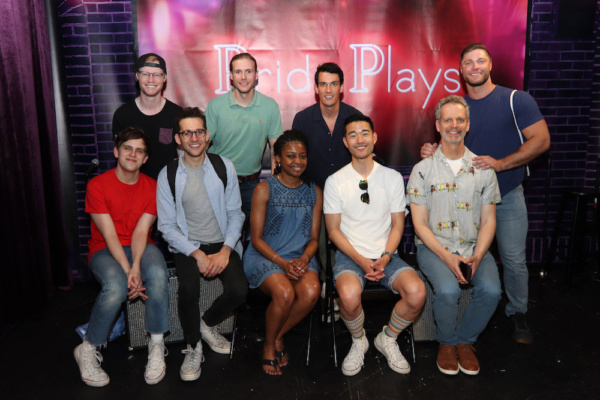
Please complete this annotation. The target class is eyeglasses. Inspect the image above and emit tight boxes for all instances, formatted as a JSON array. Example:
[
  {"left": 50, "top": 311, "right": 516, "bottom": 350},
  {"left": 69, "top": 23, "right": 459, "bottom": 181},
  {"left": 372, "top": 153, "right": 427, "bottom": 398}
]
[
  {"left": 179, "top": 129, "right": 207, "bottom": 139},
  {"left": 359, "top": 179, "right": 370, "bottom": 204},
  {"left": 138, "top": 71, "right": 165, "bottom": 79}
]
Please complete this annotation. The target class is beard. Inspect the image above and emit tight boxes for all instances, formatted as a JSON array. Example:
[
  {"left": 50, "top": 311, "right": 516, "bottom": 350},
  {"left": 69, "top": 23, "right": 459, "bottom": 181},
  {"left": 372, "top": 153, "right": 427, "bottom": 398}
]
[{"left": 464, "top": 71, "right": 490, "bottom": 88}]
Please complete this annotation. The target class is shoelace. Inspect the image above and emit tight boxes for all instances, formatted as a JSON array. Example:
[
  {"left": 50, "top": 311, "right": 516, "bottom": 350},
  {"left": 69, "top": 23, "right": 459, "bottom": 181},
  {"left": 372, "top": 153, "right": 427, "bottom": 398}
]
[
  {"left": 208, "top": 326, "right": 227, "bottom": 346},
  {"left": 84, "top": 348, "right": 104, "bottom": 373},
  {"left": 78, "top": 346, "right": 106, "bottom": 380},
  {"left": 347, "top": 341, "right": 365, "bottom": 364},
  {"left": 147, "top": 342, "right": 168, "bottom": 369},
  {"left": 182, "top": 347, "right": 205, "bottom": 366},
  {"left": 385, "top": 341, "right": 408, "bottom": 367},
  {"left": 382, "top": 339, "right": 402, "bottom": 358}
]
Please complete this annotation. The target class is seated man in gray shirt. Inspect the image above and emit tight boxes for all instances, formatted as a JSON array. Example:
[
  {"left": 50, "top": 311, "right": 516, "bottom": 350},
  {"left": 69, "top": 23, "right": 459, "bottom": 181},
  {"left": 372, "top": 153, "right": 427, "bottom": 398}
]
[
  {"left": 408, "top": 96, "right": 501, "bottom": 376},
  {"left": 157, "top": 107, "right": 247, "bottom": 381}
]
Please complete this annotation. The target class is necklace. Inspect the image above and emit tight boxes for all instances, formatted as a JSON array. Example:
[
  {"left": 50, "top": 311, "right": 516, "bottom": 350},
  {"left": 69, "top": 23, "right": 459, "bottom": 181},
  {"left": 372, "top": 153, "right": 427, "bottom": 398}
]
[{"left": 276, "top": 174, "right": 302, "bottom": 188}]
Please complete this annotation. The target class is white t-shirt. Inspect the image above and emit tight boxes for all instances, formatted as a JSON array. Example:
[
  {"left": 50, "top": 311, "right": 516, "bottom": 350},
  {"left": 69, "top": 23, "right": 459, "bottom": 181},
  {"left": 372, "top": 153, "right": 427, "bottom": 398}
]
[
  {"left": 445, "top": 157, "right": 463, "bottom": 176},
  {"left": 323, "top": 162, "right": 407, "bottom": 259}
]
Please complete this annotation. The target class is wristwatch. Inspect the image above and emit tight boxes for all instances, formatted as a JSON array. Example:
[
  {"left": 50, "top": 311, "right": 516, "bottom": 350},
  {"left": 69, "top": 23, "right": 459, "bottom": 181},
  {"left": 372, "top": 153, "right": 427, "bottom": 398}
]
[{"left": 381, "top": 251, "right": 394, "bottom": 259}]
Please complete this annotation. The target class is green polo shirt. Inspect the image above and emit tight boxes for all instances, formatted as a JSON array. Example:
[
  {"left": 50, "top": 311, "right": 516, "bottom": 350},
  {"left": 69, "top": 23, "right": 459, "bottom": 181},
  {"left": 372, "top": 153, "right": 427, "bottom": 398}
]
[{"left": 206, "top": 89, "right": 283, "bottom": 176}]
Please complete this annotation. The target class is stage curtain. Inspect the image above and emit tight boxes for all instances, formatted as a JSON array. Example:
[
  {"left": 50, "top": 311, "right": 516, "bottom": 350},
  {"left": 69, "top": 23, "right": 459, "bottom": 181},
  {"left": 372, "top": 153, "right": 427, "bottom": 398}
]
[{"left": 0, "top": 0, "right": 72, "bottom": 338}]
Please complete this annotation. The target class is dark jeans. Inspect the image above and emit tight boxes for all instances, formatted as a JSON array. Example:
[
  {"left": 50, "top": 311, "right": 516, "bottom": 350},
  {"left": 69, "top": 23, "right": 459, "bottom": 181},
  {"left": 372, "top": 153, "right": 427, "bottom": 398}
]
[
  {"left": 174, "top": 244, "right": 248, "bottom": 345},
  {"left": 239, "top": 178, "right": 260, "bottom": 239}
]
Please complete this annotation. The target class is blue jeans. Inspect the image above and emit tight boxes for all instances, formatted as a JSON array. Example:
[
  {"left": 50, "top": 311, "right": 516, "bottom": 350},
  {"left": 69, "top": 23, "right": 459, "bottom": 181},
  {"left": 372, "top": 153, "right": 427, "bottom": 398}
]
[
  {"left": 417, "top": 245, "right": 501, "bottom": 344},
  {"left": 333, "top": 250, "right": 414, "bottom": 294},
  {"left": 239, "top": 178, "right": 259, "bottom": 238},
  {"left": 496, "top": 185, "right": 529, "bottom": 316},
  {"left": 86, "top": 244, "right": 170, "bottom": 346}
]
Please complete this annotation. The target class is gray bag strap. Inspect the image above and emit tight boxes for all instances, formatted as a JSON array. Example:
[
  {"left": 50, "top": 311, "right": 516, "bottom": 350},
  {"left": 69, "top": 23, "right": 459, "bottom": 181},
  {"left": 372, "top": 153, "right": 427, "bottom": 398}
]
[{"left": 510, "top": 90, "right": 530, "bottom": 177}]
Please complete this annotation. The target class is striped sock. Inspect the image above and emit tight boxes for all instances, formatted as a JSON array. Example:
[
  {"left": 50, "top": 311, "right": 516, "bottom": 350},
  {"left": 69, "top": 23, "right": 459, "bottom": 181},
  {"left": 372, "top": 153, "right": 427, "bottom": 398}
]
[
  {"left": 384, "top": 309, "right": 411, "bottom": 339},
  {"left": 342, "top": 310, "right": 366, "bottom": 340}
]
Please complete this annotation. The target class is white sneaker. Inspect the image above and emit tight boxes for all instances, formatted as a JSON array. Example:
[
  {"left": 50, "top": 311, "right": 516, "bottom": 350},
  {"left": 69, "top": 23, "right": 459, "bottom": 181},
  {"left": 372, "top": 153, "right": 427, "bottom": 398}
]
[
  {"left": 341, "top": 335, "right": 369, "bottom": 376},
  {"left": 200, "top": 319, "right": 231, "bottom": 354},
  {"left": 374, "top": 326, "right": 411, "bottom": 374},
  {"left": 145, "top": 340, "right": 167, "bottom": 385},
  {"left": 73, "top": 341, "right": 110, "bottom": 387},
  {"left": 180, "top": 341, "right": 204, "bottom": 381}
]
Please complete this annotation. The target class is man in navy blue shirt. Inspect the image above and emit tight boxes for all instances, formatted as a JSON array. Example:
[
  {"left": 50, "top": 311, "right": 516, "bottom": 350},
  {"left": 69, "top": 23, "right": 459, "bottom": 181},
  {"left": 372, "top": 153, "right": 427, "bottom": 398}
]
[
  {"left": 292, "top": 63, "right": 362, "bottom": 190},
  {"left": 421, "top": 43, "right": 550, "bottom": 344}
]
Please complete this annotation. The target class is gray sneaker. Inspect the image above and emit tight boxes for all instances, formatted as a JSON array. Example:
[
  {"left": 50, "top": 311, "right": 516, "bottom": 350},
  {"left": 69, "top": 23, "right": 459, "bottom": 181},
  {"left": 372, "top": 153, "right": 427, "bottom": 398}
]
[
  {"left": 374, "top": 326, "right": 410, "bottom": 374},
  {"left": 200, "top": 319, "right": 231, "bottom": 354},
  {"left": 144, "top": 340, "right": 167, "bottom": 385},
  {"left": 341, "top": 335, "right": 369, "bottom": 376},
  {"left": 73, "top": 341, "right": 110, "bottom": 387},
  {"left": 180, "top": 341, "right": 204, "bottom": 381}
]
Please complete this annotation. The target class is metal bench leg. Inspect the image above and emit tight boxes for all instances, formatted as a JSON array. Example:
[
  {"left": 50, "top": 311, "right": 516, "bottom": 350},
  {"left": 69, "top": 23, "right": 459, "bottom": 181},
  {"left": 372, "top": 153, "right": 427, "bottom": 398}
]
[
  {"left": 229, "top": 310, "right": 237, "bottom": 360},
  {"left": 306, "top": 309, "right": 313, "bottom": 366},
  {"left": 408, "top": 324, "right": 416, "bottom": 364}
]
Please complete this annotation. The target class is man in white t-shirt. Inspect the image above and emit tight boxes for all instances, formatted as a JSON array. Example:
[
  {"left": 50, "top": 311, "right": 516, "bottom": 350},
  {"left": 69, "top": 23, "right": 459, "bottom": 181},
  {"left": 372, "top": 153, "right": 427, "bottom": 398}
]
[{"left": 323, "top": 114, "right": 426, "bottom": 376}]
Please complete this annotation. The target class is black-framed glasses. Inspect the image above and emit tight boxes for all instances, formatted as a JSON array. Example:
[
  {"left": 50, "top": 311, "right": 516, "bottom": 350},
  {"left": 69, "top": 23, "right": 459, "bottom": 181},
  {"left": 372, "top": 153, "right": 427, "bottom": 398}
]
[
  {"left": 359, "top": 179, "right": 370, "bottom": 204},
  {"left": 179, "top": 129, "right": 207, "bottom": 139}
]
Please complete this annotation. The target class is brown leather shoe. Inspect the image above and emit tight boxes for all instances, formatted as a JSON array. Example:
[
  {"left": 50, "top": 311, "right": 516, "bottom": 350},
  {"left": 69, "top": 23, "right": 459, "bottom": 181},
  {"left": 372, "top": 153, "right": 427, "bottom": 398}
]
[
  {"left": 436, "top": 344, "right": 458, "bottom": 375},
  {"left": 457, "top": 343, "right": 480, "bottom": 375}
]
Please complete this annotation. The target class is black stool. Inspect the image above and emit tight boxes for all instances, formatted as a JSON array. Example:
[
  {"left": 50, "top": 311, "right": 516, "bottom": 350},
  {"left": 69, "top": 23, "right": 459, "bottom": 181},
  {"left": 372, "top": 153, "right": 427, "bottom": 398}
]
[{"left": 545, "top": 155, "right": 600, "bottom": 283}]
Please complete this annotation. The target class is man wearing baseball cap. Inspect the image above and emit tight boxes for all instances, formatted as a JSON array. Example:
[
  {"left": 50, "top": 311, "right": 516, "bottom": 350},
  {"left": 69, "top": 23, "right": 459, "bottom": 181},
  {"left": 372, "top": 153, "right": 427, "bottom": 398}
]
[{"left": 112, "top": 53, "right": 183, "bottom": 179}]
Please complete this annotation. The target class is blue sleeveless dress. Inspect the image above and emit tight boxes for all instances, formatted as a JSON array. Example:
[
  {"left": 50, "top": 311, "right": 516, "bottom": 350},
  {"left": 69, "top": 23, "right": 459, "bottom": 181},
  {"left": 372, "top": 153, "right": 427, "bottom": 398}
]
[{"left": 243, "top": 176, "right": 320, "bottom": 288}]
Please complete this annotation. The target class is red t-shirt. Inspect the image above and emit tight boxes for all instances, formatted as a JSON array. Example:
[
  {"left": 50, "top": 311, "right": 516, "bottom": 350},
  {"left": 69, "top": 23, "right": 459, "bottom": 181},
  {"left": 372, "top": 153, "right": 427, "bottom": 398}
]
[{"left": 85, "top": 169, "right": 157, "bottom": 261}]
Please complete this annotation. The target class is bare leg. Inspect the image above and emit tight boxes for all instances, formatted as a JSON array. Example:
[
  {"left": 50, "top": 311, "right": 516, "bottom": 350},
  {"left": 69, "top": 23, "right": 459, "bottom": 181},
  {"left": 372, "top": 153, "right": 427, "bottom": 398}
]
[
  {"left": 259, "top": 273, "right": 295, "bottom": 375},
  {"left": 391, "top": 270, "right": 426, "bottom": 321},
  {"left": 335, "top": 273, "right": 364, "bottom": 322},
  {"left": 274, "top": 271, "right": 321, "bottom": 365}
]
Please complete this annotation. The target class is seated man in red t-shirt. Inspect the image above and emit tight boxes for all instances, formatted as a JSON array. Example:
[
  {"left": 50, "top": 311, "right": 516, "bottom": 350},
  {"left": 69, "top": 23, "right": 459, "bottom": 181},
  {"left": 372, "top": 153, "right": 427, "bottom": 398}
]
[{"left": 74, "top": 127, "right": 169, "bottom": 387}]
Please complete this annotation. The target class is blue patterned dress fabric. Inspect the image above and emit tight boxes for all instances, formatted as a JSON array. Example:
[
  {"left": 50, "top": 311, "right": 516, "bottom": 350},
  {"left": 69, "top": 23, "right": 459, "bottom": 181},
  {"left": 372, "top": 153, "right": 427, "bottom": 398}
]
[{"left": 243, "top": 176, "right": 320, "bottom": 288}]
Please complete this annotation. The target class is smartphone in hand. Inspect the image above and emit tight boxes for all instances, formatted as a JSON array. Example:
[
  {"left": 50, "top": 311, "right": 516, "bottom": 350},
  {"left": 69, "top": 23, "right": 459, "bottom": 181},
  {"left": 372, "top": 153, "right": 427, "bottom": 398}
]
[{"left": 459, "top": 262, "right": 472, "bottom": 283}]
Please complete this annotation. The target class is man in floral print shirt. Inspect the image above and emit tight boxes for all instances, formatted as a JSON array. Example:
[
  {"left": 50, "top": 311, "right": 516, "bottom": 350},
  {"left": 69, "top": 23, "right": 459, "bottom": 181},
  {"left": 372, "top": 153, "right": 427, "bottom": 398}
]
[{"left": 407, "top": 95, "right": 501, "bottom": 377}]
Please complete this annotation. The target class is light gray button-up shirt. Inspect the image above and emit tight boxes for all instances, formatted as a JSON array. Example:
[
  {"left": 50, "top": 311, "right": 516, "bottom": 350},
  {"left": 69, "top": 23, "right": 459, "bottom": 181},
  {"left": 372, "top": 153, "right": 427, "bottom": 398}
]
[{"left": 407, "top": 146, "right": 501, "bottom": 257}]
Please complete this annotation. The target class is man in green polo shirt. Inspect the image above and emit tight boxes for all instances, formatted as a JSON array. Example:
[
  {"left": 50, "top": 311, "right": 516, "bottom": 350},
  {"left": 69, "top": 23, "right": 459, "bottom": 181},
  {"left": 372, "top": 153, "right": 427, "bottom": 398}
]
[{"left": 205, "top": 52, "right": 283, "bottom": 233}]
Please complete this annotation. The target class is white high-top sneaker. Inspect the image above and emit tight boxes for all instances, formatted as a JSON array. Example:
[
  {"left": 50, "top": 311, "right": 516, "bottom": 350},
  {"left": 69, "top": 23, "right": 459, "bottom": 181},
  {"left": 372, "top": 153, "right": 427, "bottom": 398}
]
[
  {"left": 73, "top": 341, "right": 110, "bottom": 387},
  {"left": 180, "top": 340, "right": 204, "bottom": 381},
  {"left": 144, "top": 339, "right": 167, "bottom": 385}
]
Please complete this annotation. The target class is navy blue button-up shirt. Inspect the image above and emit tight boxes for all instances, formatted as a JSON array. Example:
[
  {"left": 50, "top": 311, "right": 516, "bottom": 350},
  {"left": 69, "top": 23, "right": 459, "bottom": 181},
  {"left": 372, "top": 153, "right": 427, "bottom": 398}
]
[{"left": 292, "top": 102, "right": 361, "bottom": 189}]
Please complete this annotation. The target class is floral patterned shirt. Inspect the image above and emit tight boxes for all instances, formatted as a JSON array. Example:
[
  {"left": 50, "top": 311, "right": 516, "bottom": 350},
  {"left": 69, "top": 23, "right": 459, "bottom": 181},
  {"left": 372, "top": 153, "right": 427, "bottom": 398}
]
[{"left": 407, "top": 146, "right": 501, "bottom": 257}]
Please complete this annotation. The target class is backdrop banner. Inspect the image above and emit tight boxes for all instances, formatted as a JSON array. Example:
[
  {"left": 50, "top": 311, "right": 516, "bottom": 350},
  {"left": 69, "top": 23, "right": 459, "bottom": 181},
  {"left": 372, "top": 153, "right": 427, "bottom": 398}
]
[{"left": 136, "top": 0, "right": 528, "bottom": 166}]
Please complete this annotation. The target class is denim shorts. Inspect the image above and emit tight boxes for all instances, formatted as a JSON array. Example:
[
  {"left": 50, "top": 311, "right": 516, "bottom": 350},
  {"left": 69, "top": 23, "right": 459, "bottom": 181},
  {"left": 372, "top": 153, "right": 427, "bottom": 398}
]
[{"left": 333, "top": 250, "right": 414, "bottom": 294}]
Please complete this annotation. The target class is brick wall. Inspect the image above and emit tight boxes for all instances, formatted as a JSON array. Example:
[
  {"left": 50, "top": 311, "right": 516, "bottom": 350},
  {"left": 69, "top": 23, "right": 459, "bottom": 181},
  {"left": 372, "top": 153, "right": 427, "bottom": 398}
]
[
  {"left": 56, "top": 0, "right": 599, "bottom": 278},
  {"left": 57, "top": 0, "right": 137, "bottom": 279},
  {"left": 527, "top": 0, "right": 599, "bottom": 266}
]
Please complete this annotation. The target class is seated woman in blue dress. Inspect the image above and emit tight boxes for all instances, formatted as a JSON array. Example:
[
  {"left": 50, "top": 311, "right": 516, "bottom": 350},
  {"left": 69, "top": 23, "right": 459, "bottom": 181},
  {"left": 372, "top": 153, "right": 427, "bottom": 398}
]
[{"left": 243, "top": 129, "right": 322, "bottom": 376}]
